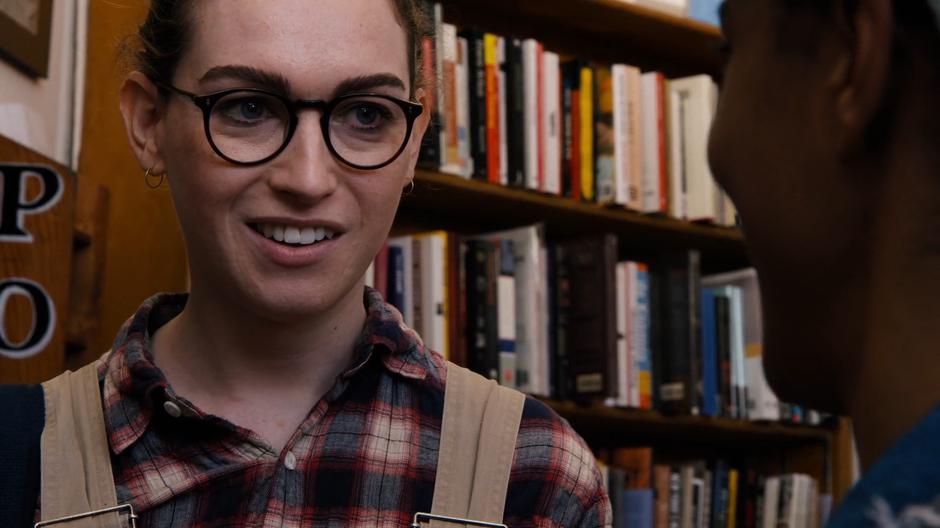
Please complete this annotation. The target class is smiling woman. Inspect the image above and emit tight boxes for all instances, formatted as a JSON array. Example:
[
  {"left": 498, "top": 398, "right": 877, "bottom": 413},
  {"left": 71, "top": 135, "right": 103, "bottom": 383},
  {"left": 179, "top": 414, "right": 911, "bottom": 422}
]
[{"left": 8, "top": 1, "right": 612, "bottom": 527}]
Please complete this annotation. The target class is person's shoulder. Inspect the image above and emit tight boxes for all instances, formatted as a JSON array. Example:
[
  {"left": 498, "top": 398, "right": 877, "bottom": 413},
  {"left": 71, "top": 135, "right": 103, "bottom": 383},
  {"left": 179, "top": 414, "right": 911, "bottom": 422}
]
[
  {"left": 506, "top": 396, "right": 612, "bottom": 528},
  {"left": 828, "top": 405, "right": 940, "bottom": 527}
]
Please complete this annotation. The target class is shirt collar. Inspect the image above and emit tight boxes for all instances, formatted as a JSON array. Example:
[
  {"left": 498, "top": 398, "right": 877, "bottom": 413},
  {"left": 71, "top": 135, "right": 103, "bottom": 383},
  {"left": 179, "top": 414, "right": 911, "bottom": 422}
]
[{"left": 102, "top": 287, "right": 439, "bottom": 455}]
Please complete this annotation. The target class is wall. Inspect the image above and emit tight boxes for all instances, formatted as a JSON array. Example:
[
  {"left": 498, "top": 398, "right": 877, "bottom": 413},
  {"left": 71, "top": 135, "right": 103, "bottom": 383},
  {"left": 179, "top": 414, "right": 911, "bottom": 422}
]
[{"left": 0, "top": 0, "right": 86, "bottom": 168}]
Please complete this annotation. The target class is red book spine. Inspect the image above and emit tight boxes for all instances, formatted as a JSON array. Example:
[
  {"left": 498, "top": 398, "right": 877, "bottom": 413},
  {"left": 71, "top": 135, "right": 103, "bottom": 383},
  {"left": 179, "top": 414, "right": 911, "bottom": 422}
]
[
  {"left": 374, "top": 243, "right": 390, "bottom": 298},
  {"left": 571, "top": 86, "right": 582, "bottom": 202},
  {"left": 485, "top": 39, "right": 501, "bottom": 184}
]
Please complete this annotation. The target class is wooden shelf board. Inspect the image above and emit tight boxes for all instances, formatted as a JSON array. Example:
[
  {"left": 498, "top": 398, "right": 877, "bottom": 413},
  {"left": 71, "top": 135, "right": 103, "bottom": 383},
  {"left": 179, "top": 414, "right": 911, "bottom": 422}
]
[
  {"left": 397, "top": 171, "right": 749, "bottom": 271},
  {"left": 544, "top": 400, "right": 833, "bottom": 449},
  {"left": 440, "top": 0, "right": 723, "bottom": 77}
]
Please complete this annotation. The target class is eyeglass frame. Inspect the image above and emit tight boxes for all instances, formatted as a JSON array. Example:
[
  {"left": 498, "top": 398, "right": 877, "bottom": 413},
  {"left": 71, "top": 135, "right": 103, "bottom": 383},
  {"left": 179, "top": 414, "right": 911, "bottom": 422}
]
[{"left": 156, "top": 81, "right": 425, "bottom": 170}]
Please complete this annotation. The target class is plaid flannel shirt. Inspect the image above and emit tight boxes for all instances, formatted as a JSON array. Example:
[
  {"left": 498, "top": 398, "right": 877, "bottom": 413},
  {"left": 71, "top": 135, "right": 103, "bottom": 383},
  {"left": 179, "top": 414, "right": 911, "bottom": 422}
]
[{"left": 81, "top": 287, "right": 611, "bottom": 527}]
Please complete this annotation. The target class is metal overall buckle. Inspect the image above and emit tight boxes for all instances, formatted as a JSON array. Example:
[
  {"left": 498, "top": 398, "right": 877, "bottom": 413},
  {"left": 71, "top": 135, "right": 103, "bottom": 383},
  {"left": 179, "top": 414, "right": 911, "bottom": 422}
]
[
  {"left": 410, "top": 512, "right": 507, "bottom": 527},
  {"left": 34, "top": 503, "right": 138, "bottom": 527}
]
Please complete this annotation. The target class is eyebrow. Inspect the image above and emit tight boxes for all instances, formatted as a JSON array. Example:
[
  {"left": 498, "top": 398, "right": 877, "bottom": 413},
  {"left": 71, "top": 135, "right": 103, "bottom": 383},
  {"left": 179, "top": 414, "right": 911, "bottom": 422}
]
[
  {"left": 331, "top": 74, "right": 407, "bottom": 99},
  {"left": 199, "top": 65, "right": 292, "bottom": 96}
]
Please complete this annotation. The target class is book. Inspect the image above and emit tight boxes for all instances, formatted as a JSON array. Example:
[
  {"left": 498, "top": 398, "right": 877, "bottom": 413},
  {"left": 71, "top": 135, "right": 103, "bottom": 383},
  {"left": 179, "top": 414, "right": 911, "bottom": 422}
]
[
  {"left": 523, "top": 39, "right": 543, "bottom": 191},
  {"left": 703, "top": 269, "right": 781, "bottom": 421},
  {"left": 483, "top": 33, "right": 501, "bottom": 184},
  {"left": 455, "top": 36, "right": 472, "bottom": 177},
  {"left": 653, "top": 250, "right": 702, "bottom": 415},
  {"left": 497, "top": 238, "right": 517, "bottom": 387},
  {"left": 654, "top": 464, "right": 672, "bottom": 528},
  {"left": 373, "top": 243, "right": 390, "bottom": 298},
  {"left": 624, "top": 489, "right": 656, "bottom": 528},
  {"left": 417, "top": 2, "right": 443, "bottom": 169},
  {"left": 700, "top": 288, "right": 719, "bottom": 417},
  {"left": 506, "top": 38, "right": 526, "bottom": 187},
  {"left": 669, "top": 75, "right": 720, "bottom": 222},
  {"left": 461, "top": 30, "right": 489, "bottom": 181},
  {"left": 543, "top": 52, "right": 562, "bottom": 195},
  {"left": 666, "top": 82, "right": 686, "bottom": 219},
  {"left": 387, "top": 244, "right": 406, "bottom": 317},
  {"left": 560, "top": 234, "right": 618, "bottom": 397},
  {"left": 641, "top": 71, "right": 667, "bottom": 214},
  {"left": 614, "top": 262, "right": 630, "bottom": 407},
  {"left": 634, "top": 263, "right": 653, "bottom": 409},
  {"left": 464, "top": 240, "right": 499, "bottom": 380},
  {"left": 561, "top": 60, "right": 584, "bottom": 201},
  {"left": 387, "top": 236, "right": 414, "bottom": 327},
  {"left": 497, "top": 37, "right": 509, "bottom": 185},
  {"left": 439, "top": 23, "right": 461, "bottom": 175},
  {"left": 594, "top": 64, "right": 616, "bottom": 204},
  {"left": 612, "top": 447, "right": 653, "bottom": 488},
  {"left": 484, "top": 225, "right": 551, "bottom": 395},
  {"left": 579, "top": 66, "right": 595, "bottom": 202}
]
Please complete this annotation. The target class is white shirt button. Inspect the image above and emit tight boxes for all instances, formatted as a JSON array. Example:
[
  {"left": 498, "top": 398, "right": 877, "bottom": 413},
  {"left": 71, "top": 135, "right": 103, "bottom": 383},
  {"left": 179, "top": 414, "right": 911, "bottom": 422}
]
[
  {"left": 284, "top": 451, "right": 298, "bottom": 471},
  {"left": 163, "top": 401, "right": 182, "bottom": 418}
]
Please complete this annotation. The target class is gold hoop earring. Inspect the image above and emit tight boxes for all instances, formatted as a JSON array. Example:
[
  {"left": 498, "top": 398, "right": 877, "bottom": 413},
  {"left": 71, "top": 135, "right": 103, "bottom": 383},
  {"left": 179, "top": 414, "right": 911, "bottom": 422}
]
[
  {"left": 402, "top": 179, "right": 415, "bottom": 196},
  {"left": 145, "top": 166, "right": 165, "bottom": 189}
]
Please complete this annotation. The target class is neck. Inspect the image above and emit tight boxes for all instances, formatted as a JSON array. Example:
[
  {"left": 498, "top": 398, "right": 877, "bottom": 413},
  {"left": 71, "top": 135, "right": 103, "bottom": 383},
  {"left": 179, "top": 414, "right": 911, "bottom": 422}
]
[
  {"left": 841, "top": 133, "right": 940, "bottom": 471},
  {"left": 152, "top": 280, "right": 367, "bottom": 425}
]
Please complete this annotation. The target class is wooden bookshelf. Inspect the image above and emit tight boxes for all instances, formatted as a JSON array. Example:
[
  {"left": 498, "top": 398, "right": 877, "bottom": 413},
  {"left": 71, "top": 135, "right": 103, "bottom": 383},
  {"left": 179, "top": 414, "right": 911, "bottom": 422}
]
[
  {"left": 440, "top": 0, "right": 723, "bottom": 77},
  {"left": 396, "top": 170, "right": 749, "bottom": 272},
  {"left": 545, "top": 400, "right": 832, "bottom": 448}
]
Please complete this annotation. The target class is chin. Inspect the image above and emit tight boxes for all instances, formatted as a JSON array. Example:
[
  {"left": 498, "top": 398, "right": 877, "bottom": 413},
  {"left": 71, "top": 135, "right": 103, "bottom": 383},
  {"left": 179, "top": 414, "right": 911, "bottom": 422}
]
[{"left": 761, "top": 322, "right": 846, "bottom": 415}]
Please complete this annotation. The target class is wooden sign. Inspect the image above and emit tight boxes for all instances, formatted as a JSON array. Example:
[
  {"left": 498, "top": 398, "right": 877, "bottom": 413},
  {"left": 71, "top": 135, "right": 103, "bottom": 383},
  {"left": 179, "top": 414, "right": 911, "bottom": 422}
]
[{"left": 0, "top": 135, "right": 73, "bottom": 383}]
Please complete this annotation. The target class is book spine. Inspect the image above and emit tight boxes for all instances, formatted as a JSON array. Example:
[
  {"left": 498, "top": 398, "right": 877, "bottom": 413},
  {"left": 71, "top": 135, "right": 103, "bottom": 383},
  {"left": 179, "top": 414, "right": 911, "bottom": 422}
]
[
  {"left": 387, "top": 245, "right": 405, "bottom": 316},
  {"left": 700, "top": 289, "right": 719, "bottom": 417},
  {"left": 627, "top": 66, "right": 643, "bottom": 211},
  {"left": 612, "top": 65, "right": 630, "bottom": 207},
  {"left": 463, "top": 31, "right": 489, "bottom": 181},
  {"left": 507, "top": 38, "right": 526, "bottom": 187},
  {"left": 594, "top": 65, "right": 616, "bottom": 205},
  {"left": 497, "top": 238, "right": 517, "bottom": 387},
  {"left": 642, "top": 71, "right": 663, "bottom": 213},
  {"left": 579, "top": 66, "right": 594, "bottom": 202},
  {"left": 636, "top": 263, "right": 653, "bottom": 409},
  {"left": 417, "top": 2, "right": 441, "bottom": 169},
  {"left": 657, "top": 74, "right": 669, "bottom": 213},
  {"left": 497, "top": 37, "right": 509, "bottom": 185},
  {"left": 484, "top": 34, "right": 501, "bottom": 184},
  {"left": 654, "top": 465, "right": 671, "bottom": 528},
  {"left": 544, "top": 52, "right": 562, "bottom": 195},
  {"left": 440, "top": 23, "right": 459, "bottom": 174},
  {"left": 455, "top": 37, "right": 472, "bottom": 177},
  {"left": 536, "top": 42, "right": 546, "bottom": 192}
]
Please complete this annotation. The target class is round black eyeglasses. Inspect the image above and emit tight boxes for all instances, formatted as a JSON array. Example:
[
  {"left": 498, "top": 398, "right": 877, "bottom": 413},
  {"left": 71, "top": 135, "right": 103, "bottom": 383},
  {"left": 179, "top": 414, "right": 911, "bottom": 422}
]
[{"left": 159, "top": 83, "right": 424, "bottom": 170}]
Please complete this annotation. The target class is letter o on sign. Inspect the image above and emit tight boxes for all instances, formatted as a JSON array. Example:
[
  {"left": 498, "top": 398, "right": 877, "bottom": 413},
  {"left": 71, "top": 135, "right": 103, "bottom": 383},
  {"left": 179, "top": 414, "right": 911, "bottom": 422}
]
[{"left": 0, "top": 278, "right": 55, "bottom": 360}]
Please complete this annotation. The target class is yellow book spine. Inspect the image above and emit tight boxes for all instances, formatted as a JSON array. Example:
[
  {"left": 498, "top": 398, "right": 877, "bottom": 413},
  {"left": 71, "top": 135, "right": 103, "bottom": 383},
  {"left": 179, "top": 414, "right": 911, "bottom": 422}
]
[{"left": 579, "top": 67, "right": 594, "bottom": 201}]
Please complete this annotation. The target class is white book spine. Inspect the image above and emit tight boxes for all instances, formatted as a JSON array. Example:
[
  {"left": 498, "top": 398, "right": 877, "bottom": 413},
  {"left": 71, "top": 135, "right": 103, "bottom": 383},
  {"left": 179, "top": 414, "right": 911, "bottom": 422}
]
[
  {"left": 674, "top": 75, "right": 719, "bottom": 221},
  {"left": 641, "top": 72, "right": 663, "bottom": 213},
  {"left": 456, "top": 37, "right": 472, "bottom": 178},
  {"left": 523, "top": 40, "right": 540, "bottom": 191},
  {"left": 498, "top": 273, "right": 517, "bottom": 388},
  {"left": 497, "top": 38, "right": 508, "bottom": 185},
  {"left": 543, "top": 52, "right": 562, "bottom": 195},
  {"left": 668, "top": 87, "right": 687, "bottom": 219},
  {"left": 626, "top": 67, "right": 644, "bottom": 211},
  {"left": 612, "top": 65, "right": 630, "bottom": 207}
]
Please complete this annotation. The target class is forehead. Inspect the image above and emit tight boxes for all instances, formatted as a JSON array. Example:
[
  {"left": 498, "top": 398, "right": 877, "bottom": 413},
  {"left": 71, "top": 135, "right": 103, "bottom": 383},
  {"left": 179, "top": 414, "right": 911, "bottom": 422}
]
[{"left": 182, "top": 0, "right": 410, "bottom": 94}]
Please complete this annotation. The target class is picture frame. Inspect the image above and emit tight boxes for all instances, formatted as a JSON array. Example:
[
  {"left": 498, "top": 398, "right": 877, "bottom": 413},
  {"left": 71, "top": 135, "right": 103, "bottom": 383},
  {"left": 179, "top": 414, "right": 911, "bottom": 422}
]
[{"left": 0, "top": 0, "right": 54, "bottom": 78}]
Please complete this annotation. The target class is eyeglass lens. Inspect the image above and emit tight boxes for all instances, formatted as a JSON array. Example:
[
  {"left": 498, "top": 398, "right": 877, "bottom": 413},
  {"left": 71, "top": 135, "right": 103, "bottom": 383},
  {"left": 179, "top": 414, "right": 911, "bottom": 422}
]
[{"left": 208, "top": 91, "right": 410, "bottom": 167}]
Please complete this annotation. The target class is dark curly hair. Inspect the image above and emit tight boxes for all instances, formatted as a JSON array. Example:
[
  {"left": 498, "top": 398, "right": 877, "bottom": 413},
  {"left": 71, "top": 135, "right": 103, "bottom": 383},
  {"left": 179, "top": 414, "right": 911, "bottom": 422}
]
[{"left": 132, "top": 0, "right": 429, "bottom": 96}]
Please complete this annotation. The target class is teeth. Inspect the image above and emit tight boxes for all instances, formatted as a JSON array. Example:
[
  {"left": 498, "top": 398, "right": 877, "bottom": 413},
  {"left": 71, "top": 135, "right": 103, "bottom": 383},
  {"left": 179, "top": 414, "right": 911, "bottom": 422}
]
[
  {"left": 300, "top": 227, "right": 317, "bottom": 245},
  {"left": 256, "top": 223, "right": 337, "bottom": 246}
]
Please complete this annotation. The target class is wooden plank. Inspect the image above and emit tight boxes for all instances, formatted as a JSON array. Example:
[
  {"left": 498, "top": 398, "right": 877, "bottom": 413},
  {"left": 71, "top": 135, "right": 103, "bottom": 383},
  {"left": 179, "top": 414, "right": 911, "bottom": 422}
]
[
  {"left": 0, "top": 135, "right": 74, "bottom": 383},
  {"left": 396, "top": 171, "right": 749, "bottom": 272},
  {"left": 440, "top": 0, "right": 723, "bottom": 77}
]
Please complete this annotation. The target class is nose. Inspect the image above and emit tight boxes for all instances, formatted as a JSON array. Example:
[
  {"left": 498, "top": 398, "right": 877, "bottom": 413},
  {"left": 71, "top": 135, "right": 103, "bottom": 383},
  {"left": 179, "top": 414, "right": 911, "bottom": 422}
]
[{"left": 266, "top": 113, "right": 339, "bottom": 203}]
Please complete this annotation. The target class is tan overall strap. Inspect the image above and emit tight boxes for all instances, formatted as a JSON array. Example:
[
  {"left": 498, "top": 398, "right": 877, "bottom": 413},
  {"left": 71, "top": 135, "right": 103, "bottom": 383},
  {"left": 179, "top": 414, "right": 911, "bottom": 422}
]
[
  {"left": 39, "top": 361, "right": 122, "bottom": 527},
  {"left": 430, "top": 362, "right": 526, "bottom": 526}
]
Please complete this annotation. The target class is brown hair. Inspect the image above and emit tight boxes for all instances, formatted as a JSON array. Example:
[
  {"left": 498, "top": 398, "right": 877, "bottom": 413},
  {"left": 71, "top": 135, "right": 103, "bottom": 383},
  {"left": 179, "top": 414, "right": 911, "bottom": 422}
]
[{"left": 132, "top": 0, "right": 429, "bottom": 96}]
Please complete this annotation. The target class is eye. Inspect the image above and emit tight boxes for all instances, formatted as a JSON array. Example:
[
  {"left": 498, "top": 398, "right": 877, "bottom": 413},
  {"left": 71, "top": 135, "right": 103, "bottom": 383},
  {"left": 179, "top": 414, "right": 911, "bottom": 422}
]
[
  {"left": 214, "top": 93, "right": 283, "bottom": 127},
  {"left": 355, "top": 105, "right": 381, "bottom": 126}
]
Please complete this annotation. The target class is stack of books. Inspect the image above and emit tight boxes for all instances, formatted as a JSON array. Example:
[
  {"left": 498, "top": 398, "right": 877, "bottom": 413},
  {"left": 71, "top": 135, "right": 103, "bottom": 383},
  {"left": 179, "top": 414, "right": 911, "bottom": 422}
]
[
  {"left": 417, "top": 2, "right": 736, "bottom": 227},
  {"left": 596, "top": 447, "right": 831, "bottom": 528},
  {"left": 366, "top": 228, "right": 820, "bottom": 425}
]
